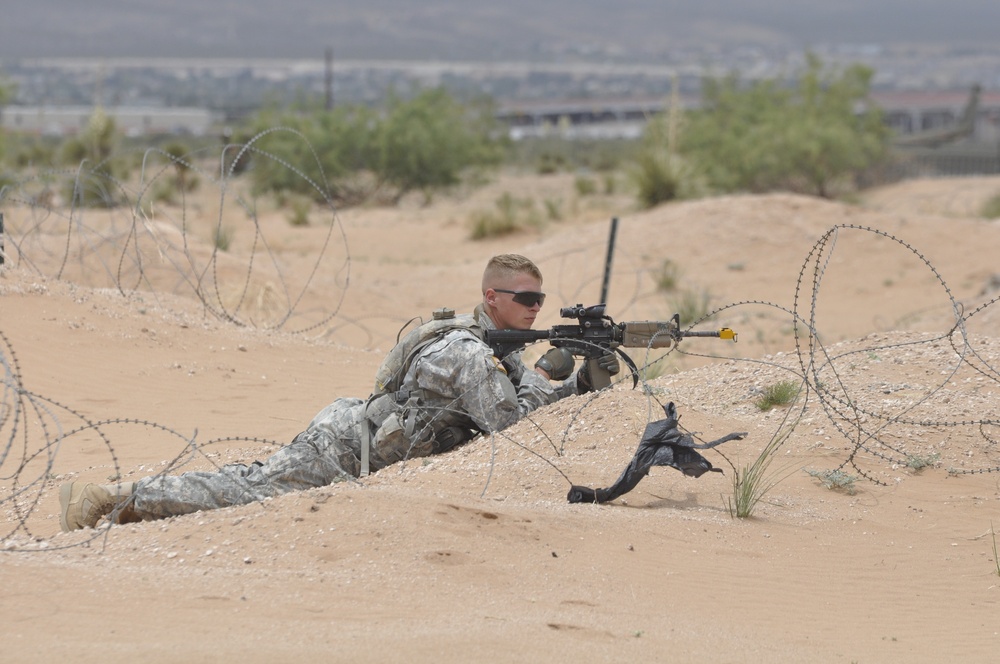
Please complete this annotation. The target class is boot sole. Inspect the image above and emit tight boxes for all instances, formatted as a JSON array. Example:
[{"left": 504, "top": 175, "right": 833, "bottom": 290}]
[{"left": 58, "top": 482, "right": 76, "bottom": 532}]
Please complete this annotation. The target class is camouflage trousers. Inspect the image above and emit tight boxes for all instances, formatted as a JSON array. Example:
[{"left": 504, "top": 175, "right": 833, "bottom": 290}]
[{"left": 131, "top": 397, "right": 378, "bottom": 520}]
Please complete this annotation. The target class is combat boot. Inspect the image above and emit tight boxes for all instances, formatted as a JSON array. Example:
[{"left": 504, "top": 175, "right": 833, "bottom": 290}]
[{"left": 59, "top": 481, "right": 136, "bottom": 532}]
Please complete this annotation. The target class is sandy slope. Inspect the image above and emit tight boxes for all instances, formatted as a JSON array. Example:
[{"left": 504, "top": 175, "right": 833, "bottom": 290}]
[{"left": 3, "top": 172, "right": 1000, "bottom": 662}]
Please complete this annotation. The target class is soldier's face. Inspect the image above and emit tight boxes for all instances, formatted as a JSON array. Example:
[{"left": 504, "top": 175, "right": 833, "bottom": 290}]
[{"left": 486, "top": 273, "right": 544, "bottom": 330}]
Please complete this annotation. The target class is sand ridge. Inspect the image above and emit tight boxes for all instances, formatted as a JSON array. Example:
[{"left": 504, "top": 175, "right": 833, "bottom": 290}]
[{"left": 3, "top": 172, "right": 1000, "bottom": 662}]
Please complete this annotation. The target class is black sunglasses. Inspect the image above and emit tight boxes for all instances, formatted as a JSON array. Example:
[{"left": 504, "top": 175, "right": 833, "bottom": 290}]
[{"left": 494, "top": 289, "right": 546, "bottom": 307}]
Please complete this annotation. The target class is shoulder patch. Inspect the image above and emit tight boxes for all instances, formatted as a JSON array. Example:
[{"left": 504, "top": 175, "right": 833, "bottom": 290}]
[{"left": 491, "top": 355, "right": 508, "bottom": 374}]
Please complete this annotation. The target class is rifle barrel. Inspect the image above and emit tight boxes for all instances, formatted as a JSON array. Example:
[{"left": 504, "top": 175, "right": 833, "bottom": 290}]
[{"left": 683, "top": 327, "right": 737, "bottom": 341}]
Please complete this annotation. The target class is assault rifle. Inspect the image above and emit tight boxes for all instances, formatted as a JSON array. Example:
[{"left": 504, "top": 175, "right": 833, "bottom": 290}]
[{"left": 485, "top": 304, "right": 737, "bottom": 390}]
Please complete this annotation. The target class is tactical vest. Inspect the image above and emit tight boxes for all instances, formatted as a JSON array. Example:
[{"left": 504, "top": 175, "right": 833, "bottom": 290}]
[
  {"left": 360, "top": 307, "right": 485, "bottom": 475},
  {"left": 372, "top": 307, "right": 483, "bottom": 397}
]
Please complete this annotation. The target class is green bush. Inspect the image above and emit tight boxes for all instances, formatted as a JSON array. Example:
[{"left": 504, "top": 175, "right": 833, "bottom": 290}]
[
  {"left": 632, "top": 150, "right": 680, "bottom": 208},
  {"left": 629, "top": 110, "right": 705, "bottom": 208},
  {"left": 0, "top": 78, "right": 11, "bottom": 163},
  {"left": 678, "top": 54, "right": 889, "bottom": 198},
  {"left": 654, "top": 259, "right": 680, "bottom": 292},
  {"left": 805, "top": 468, "right": 858, "bottom": 495},
  {"left": 755, "top": 380, "right": 801, "bottom": 411},
  {"left": 241, "top": 88, "right": 503, "bottom": 207},
  {"left": 57, "top": 108, "right": 134, "bottom": 206},
  {"left": 574, "top": 175, "right": 597, "bottom": 196},
  {"left": 727, "top": 420, "right": 798, "bottom": 518},
  {"left": 669, "top": 287, "right": 713, "bottom": 325},
  {"left": 469, "top": 192, "right": 541, "bottom": 240},
  {"left": 507, "top": 137, "right": 640, "bottom": 174},
  {"left": 905, "top": 452, "right": 940, "bottom": 471},
  {"left": 242, "top": 107, "right": 378, "bottom": 204},
  {"left": 981, "top": 192, "right": 1000, "bottom": 219},
  {"left": 377, "top": 89, "right": 503, "bottom": 202},
  {"left": 213, "top": 224, "right": 234, "bottom": 252},
  {"left": 287, "top": 195, "right": 312, "bottom": 227}
]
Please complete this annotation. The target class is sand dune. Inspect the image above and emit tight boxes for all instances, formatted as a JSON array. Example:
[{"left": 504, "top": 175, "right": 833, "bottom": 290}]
[{"left": 3, "top": 172, "right": 1000, "bottom": 662}]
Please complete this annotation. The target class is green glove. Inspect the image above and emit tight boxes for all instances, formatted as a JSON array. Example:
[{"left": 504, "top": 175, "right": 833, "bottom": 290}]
[
  {"left": 534, "top": 347, "right": 575, "bottom": 381},
  {"left": 576, "top": 351, "right": 621, "bottom": 392}
]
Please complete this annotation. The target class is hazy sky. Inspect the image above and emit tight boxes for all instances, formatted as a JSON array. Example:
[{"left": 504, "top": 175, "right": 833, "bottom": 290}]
[{"left": 4, "top": 1, "right": 999, "bottom": 60}]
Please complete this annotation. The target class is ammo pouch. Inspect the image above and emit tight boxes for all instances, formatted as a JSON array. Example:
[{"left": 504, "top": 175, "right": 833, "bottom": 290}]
[
  {"left": 364, "top": 392, "right": 478, "bottom": 466},
  {"left": 434, "top": 426, "right": 477, "bottom": 453},
  {"left": 364, "top": 392, "right": 410, "bottom": 465}
]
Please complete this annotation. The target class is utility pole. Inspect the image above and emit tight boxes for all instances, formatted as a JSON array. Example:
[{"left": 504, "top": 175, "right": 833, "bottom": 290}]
[{"left": 325, "top": 47, "right": 334, "bottom": 111}]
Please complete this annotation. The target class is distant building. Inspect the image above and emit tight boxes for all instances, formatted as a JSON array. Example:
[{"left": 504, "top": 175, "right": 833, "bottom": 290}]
[
  {"left": 0, "top": 105, "right": 224, "bottom": 137},
  {"left": 495, "top": 89, "right": 1000, "bottom": 143}
]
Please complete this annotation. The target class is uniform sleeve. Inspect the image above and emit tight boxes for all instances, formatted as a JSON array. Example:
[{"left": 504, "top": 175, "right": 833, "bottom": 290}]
[{"left": 412, "top": 332, "right": 565, "bottom": 435}]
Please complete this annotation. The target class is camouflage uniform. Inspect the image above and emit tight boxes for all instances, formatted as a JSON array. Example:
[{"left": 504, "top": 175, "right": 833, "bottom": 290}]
[{"left": 130, "top": 307, "right": 577, "bottom": 520}]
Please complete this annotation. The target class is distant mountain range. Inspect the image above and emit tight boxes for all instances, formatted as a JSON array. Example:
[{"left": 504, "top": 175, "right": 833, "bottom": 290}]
[{"left": 4, "top": 1, "right": 1000, "bottom": 61}]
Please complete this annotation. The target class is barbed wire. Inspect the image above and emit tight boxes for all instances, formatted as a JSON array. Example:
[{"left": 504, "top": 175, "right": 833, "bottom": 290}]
[{"left": 3, "top": 137, "right": 999, "bottom": 552}]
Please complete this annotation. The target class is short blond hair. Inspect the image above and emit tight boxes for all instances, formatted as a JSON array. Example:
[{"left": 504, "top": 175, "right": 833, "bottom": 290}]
[{"left": 482, "top": 254, "right": 543, "bottom": 291}]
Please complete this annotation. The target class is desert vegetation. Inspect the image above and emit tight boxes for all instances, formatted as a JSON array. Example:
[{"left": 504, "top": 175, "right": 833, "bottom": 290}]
[{"left": 1, "top": 55, "right": 893, "bottom": 227}]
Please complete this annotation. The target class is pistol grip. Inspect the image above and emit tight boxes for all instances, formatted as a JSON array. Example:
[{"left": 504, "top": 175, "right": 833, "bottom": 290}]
[{"left": 586, "top": 357, "right": 612, "bottom": 391}]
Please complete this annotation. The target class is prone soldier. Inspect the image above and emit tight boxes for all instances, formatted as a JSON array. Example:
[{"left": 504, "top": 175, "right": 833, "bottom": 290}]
[{"left": 59, "top": 254, "right": 618, "bottom": 530}]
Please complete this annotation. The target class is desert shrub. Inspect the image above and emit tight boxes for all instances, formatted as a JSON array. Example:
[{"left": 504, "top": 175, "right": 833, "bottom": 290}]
[
  {"left": 135, "top": 143, "right": 201, "bottom": 214},
  {"left": 0, "top": 78, "right": 11, "bottom": 162},
  {"left": 242, "top": 89, "right": 502, "bottom": 207},
  {"left": 602, "top": 173, "right": 617, "bottom": 195},
  {"left": 981, "top": 192, "right": 1000, "bottom": 219},
  {"left": 905, "top": 452, "right": 940, "bottom": 471},
  {"left": 631, "top": 150, "right": 679, "bottom": 208},
  {"left": 536, "top": 152, "right": 565, "bottom": 174},
  {"left": 805, "top": 468, "right": 858, "bottom": 494},
  {"left": 377, "top": 89, "right": 504, "bottom": 202},
  {"left": 242, "top": 106, "right": 378, "bottom": 204},
  {"left": 507, "top": 136, "right": 640, "bottom": 174},
  {"left": 57, "top": 108, "right": 134, "bottom": 206},
  {"left": 469, "top": 192, "right": 541, "bottom": 240},
  {"left": 669, "top": 287, "right": 713, "bottom": 325},
  {"left": 287, "top": 195, "right": 312, "bottom": 227},
  {"left": 5, "top": 135, "right": 58, "bottom": 170},
  {"left": 543, "top": 198, "right": 563, "bottom": 220},
  {"left": 213, "top": 224, "right": 234, "bottom": 252},
  {"left": 574, "top": 175, "right": 597, "bottom": 196},
  {"left": 630, "top": 109, "right": 687, "bottom": 208},
  {"left": 727, "top": 420, "right": 798, "bottom": 518},
  {"left": 638, "top": 353, "right": 670, "bottom": 381},
  {"left": 754, "top": 380, "right": 801, "bottom": 411},
  {"left": 654, "top": 259, "right": 681, "bottom": 292},
  {"left": 159, "top": 141, "right": 200, "bottom": 193},
  {"left": 678, "top": 54, "right": 889, "bottom": 198}
]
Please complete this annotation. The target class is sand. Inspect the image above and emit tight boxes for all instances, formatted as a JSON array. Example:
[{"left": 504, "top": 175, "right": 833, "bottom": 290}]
[{"left": 2, "top": 169, "right": 1000, "bottom": 662}]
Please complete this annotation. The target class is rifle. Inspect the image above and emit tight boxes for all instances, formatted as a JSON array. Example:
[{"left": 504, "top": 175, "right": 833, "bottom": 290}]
[{"left": 485, "top": 304, "right": 737, "bottom": 390}]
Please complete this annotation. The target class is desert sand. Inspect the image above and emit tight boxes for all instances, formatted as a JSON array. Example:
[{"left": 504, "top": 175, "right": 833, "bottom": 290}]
[{"left": 2, "top": 168, "right": 1000, "bottom": 663}]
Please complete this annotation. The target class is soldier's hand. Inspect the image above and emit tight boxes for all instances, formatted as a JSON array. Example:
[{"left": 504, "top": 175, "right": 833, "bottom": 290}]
[
  {"left": 595, "top": 351, "right": 620, "bottom": 376},
  {"left": 534, "top": 347, "right": 575, "bottom": 381},
  {"left": 576, "top": 351, "right": 620, "bottom": 392}
]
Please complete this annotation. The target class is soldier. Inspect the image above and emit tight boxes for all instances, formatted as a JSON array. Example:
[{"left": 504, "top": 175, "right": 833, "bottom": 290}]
[{"left": 59, "top": 254, "right": 619, "bottom": 531}]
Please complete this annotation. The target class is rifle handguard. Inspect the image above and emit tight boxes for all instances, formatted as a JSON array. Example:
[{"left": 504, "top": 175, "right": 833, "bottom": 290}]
[
  {"left": 620, "top": 321, "right": 679, "bottom": 348},
  {"left": 621, "top": 320, "right": 738, "bottom": 346}
]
